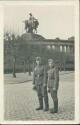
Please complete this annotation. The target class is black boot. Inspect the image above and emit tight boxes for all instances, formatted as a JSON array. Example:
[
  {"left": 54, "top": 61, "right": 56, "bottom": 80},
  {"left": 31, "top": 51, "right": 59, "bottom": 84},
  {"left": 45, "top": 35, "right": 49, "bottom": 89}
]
[
  {"left": 36, "top": 97, "right": 43, "bottom": 110},
  {"left": 36, "top": 106, "right": 43, "bottom": 110},
  {"left": 44, "top": 97, "right": 49, "bottom": 112},
  {"left": 44, "top": 102, "right": 49, "bottom": 112},
  {"left": 43, "top": 88, "right": 49, "bottom": 112},
  {"left": 50, "top": 100, "right": 58, "bottom": 114}
]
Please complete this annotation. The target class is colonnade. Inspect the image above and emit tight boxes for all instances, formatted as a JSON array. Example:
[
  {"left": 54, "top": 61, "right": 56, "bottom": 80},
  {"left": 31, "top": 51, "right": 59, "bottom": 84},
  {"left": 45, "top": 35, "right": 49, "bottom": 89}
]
[{"left": 47, "top": 44, "right": 74, "bottom": 53}]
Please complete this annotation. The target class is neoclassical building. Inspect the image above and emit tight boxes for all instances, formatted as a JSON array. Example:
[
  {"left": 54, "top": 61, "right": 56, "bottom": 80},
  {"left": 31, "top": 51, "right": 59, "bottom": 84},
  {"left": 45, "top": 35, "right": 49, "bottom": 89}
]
[{"left": 4, "top": 33, "right": 74, "bottom": 73}]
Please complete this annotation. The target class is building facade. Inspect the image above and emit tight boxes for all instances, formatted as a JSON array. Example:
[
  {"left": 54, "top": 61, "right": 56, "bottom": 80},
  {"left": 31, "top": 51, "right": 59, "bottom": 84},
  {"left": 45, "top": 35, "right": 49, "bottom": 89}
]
[{"left": 4, "top": 34, "right": 74, "bottom": 73}]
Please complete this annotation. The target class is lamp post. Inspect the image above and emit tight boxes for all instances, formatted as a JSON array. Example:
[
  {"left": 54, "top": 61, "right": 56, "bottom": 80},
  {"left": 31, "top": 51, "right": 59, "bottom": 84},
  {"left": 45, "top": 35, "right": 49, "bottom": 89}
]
[
  {"left": 12, "top": 38, "right": 16, "bottom": 78},
  {"left": 13, "top": 56, "right": 16, "bottom": 78}
]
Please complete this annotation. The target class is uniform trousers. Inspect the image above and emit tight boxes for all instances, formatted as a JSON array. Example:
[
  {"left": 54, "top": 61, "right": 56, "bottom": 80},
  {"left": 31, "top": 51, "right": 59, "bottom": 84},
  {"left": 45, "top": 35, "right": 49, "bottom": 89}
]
[{"left": 36, "top": 84, "right": 49, "bottom": 109}]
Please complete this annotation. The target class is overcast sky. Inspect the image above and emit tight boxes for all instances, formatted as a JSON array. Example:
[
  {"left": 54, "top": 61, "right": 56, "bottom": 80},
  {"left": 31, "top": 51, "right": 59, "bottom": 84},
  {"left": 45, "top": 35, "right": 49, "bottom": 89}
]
[{"left": 4, "top": 4, "right": 74, "bottom": 39}]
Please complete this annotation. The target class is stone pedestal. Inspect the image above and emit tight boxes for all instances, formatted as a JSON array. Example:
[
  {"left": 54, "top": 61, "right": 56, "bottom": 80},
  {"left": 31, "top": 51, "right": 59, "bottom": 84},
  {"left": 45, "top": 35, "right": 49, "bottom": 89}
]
[{"left": 21, "top": 33, "right": 45, "bottom": 41}]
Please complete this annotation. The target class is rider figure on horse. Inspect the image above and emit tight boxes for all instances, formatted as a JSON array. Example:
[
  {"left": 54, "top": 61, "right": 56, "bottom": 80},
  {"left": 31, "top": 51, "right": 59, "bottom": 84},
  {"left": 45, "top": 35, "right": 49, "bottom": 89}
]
[
  {"left": 23, "top": 13, "right": 39, "bottom": 33},
  {"left": 28, "top": 13, "right": 36, "bottom": 27},
  {"left": 28, "top": 13, "right": 38, "bottom": 33}
]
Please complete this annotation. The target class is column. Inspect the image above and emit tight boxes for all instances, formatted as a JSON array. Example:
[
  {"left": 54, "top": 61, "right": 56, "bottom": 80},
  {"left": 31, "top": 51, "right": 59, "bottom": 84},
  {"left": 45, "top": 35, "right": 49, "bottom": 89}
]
[
  {"left": 68, "top": 45, "right": 70, "bottom": 53},
  {"left": 47, "top": 45, "right": 51, "bottom": 50},
  {"left": 60, "top": 45, "right": 62, "bottom": 52},
  {"left": 64, "top": 46, "right": 67, "bottom": 53},
  {"left": 52, "top": 45, "right": 55, "bottom": 50},
  {"left": 66, "top": 45, "right": 68, "bottom": 53},
  {"left": 66, "top": 45, "right": 70, "bottom": 53}
]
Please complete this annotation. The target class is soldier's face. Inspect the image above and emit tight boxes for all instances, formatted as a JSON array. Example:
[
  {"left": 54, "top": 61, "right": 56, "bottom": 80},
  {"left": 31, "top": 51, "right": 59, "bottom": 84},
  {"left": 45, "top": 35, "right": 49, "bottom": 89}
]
[
  {"left": 36, "top": 60, "right": 40, "bottom": 65},
  {"left": 48, "top": 62, "right": 53, "bottom": 68}
]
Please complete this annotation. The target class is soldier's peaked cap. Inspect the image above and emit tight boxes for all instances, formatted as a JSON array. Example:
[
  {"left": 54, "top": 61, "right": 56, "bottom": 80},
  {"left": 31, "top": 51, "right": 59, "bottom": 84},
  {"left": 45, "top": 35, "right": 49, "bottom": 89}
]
[
  {"left": 36, "top": 57, "right": 41, "bottom": 61},
  {"left": 48, "top": 59, "right": 54, "bottom": 63}
]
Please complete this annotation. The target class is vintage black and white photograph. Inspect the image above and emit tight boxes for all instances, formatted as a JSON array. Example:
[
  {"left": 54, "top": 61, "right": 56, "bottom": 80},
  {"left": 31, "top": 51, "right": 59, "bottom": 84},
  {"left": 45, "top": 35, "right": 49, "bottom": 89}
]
[{"left": 0, "top": 0, "right": 79, "bottom": 124}]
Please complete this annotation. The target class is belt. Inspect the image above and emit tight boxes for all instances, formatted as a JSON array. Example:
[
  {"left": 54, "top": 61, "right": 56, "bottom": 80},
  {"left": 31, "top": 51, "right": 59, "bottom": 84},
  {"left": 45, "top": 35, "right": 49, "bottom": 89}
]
[
  {"left": 48, "top": 77, "right": 55, "bottom": 80},
  {"left": 35, "top": 74, "right": 43, "bottom": 78}
]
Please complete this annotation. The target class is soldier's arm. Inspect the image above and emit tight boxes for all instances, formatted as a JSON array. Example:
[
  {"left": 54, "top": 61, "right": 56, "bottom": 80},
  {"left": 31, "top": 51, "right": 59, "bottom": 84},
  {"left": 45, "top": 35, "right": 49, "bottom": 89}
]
[
  {"left": 43, "top": 66, "right": 47, "bottom": 86},
  {"left": 53, "top": 67, "right": 58, "bottom": 90}
]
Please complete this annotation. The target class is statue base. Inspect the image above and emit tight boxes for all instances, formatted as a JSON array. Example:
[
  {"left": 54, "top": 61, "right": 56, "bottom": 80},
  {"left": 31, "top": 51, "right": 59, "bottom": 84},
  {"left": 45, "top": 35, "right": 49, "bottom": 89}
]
[{"left": 21, "top": 33, "right": 45, "bottom": 41}]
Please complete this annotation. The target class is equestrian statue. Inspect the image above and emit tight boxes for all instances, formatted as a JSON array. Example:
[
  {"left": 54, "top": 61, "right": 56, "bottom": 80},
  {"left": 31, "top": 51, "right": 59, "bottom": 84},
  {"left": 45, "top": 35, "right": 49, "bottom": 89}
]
[{"left": 23, "top": 13, "right": 39, "bottom": 34}]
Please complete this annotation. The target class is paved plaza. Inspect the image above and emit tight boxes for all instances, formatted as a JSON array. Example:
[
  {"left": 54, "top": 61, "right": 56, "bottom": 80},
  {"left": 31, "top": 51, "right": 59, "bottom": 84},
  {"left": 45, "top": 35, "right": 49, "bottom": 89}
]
[{"left": 4, "top": 71, "right": 75, "bottom": 121}]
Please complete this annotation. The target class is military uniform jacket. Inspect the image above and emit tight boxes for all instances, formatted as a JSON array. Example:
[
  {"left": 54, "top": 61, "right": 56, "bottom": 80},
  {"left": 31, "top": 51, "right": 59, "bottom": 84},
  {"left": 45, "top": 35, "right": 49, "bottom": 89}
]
[
  {"left": 33, "top": 65, "right": 46, "bottom": 86},
  {"left": 47, "top": 66, "right": 59, "bottom": 90}
]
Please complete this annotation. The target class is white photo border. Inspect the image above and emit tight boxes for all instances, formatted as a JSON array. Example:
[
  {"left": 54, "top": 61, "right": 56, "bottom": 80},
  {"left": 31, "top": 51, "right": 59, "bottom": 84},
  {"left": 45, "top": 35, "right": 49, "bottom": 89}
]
[{"left": 0, "top": 0, "right": 79, "bottom": 124}]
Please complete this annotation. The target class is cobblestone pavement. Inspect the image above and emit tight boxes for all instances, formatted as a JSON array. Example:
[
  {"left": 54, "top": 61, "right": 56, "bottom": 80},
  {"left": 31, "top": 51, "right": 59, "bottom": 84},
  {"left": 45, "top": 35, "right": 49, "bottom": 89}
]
[{"left": 4, "top": 72, "right": 74, "bottom": 121}]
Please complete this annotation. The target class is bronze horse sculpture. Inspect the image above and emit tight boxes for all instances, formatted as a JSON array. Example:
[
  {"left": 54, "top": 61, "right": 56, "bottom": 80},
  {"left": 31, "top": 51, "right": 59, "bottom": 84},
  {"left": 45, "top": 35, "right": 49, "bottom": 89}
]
[{"left": 24, "top": 19, "right": 39, "bottom": 33}]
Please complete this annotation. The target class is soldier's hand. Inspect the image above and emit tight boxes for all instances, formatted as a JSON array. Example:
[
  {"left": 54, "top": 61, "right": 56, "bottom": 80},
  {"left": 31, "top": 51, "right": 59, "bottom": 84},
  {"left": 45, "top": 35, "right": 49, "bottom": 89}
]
[
  {"left": 48, "top": 89, "right": 50, "bottom": 93},
  {"left": 43, "top": 84, "right": 47, "bottom": 87},
  {"left": 33, "top": 85, "right": 36, "bottom": 90},
  {"left": 53, "top": 88, "right": 56, "bottom": 91}
]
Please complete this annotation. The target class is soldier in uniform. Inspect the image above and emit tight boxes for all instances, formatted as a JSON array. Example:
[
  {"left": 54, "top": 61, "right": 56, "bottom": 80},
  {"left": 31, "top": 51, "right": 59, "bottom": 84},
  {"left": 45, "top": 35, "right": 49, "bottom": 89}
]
[
  {"left": 33, "top": 57, "right": 49, "bottom": 111},
  {"left": 47, "top": 59, "right": 59, "bottom": 113}
]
